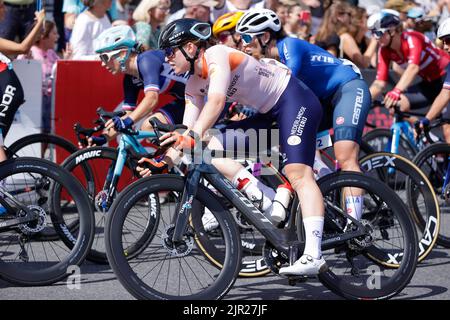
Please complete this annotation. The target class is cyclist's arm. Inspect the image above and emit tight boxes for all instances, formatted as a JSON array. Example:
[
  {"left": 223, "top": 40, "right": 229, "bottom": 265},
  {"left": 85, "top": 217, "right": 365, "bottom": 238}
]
[
  {"left": 0, "top": 10, "right": 45, "bottom": 55},
  {"left": 369, "top": 80, "right": 387, "bottom": 100},
  {"left": 128, "top": 91, "right": 159, "bottom": 122},
  {"left": 192, "top": 54, "right": 230, "bottom": 138},
  {"left": 395, "top": 34, "right": 423, "bottom": 91},
  {"left": 425, "top": 88, "right": 450, "bottom": 121},
  {"left": 393, "top": 63, "right": 420, "bottom": 92}
]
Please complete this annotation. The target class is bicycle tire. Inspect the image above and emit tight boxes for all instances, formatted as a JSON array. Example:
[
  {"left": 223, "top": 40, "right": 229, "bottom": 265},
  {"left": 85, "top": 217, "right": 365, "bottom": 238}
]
[
  {"left": 412, "top": 142, "right": 450, "bottom": 247},
  {"left": 317, "top": 172, "right": 418, "bottom": 299},
  {"left": 360, "top": 152, "right": 439, "bottom": 263},
  {"left": 61, "top": 146, "right": 155, "bottom": 264},
  {"left": 363, "top": 128, "right": 417, "bottom": 160},
  {"left": 7, "top": 133, "right": 78, "bottom": 162},
  {"left": 0, "top": 157, "right": 94, "bottom": 286},
  {"left": 105, "top": 175, "right": 241, "bottom": 300}
]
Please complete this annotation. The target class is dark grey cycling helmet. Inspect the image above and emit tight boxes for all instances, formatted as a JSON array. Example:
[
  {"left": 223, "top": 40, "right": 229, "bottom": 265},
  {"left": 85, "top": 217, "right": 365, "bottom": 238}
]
[
  {"left": 159, "top": 19, "right": 211, "bottom": 75},
  {"left": 158, "top": 18, "right": 211, "bottom": 49}
]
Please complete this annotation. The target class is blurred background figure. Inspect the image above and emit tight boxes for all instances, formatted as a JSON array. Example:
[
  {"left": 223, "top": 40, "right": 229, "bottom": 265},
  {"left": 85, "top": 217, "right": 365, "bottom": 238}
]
[
  {"left": 132, "top": 0, "right": 171, "bottom": 50},
  {"left": 70, "top": 0, "right": 112, "bottom": 59},
  {"left": 0, "top": 0, "right": 36, "bottom": 41},
  {"left": 18, "top": 20, "right": 73, "bottom": 134}
]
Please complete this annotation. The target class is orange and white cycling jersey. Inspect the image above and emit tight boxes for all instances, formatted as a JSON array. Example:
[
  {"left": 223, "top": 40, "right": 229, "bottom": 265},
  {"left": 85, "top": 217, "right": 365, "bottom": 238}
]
[{"left": 184, "top": 45, "right": 291, "bottom": 119}]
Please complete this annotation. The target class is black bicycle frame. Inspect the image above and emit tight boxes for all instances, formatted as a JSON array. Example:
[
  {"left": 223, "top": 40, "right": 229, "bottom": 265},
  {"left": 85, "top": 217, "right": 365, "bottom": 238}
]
[{"left": 171, "top": 160, "right": 368, "bottom": 259}]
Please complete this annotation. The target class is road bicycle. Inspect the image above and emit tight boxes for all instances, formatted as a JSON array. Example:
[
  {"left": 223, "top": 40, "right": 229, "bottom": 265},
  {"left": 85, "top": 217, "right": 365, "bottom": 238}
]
[
  {"left": 0, "top": 157, "right": 94, "bottom": 285},
  {"left": 104, "top": 123, "right": 419, "bottom": 300}
]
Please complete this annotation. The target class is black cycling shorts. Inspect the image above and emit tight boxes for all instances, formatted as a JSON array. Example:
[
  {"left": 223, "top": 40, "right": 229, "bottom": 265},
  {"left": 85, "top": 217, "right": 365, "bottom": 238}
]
[{"left": 0, "top": 68, "right": 24, "bottom": 139}]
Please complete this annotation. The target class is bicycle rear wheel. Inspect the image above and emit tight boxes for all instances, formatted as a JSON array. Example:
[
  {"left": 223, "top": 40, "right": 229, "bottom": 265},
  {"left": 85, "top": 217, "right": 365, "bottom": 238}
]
[
  {"left": 362, "top": 128, "right": 417, "bottom": 160},
  {"left": 105, "top": 175, "right": 241, "bottom": 300},
  {"left": 0, "top": 158, "right": 94, "bottom": 286},
  {"left": 413, "top": 142, "right": 450, "bottom": 247},
  {"left": 6, "top": 133, "right": 77, "bottom": 163},
  {"left": 317, "top": 172, "right": 418, "bottom": 299},
  {"left": 360, "top": 152, "right": 439, "bottom": 263}
]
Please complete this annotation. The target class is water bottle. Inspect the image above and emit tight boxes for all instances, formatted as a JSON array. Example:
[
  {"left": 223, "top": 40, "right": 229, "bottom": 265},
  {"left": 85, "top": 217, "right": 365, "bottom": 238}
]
[
  {"left": 237, "top": 178, "right": 272, "bottom": 212},
  {"left": 270, "top": 183, "right": 293, "bottom": 223}
]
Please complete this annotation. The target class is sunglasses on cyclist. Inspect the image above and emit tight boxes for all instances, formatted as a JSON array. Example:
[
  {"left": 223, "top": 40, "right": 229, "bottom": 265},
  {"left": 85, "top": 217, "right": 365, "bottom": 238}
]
[
  {"left": 241, "top": 33, "right": 255, "bottom": 45},
  {"left": 371, "top": 29, "right": 387, "bottom": 39},
  {"left": 442, "top": 37, "right": 450, "bottom": 46},
  {"left": 99, "top": 49, "right": 123, "bottom": 64}
]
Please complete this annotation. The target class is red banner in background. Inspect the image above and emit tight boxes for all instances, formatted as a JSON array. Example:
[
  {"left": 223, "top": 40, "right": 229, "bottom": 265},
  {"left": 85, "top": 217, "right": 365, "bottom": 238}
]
[
  {"left": 53, "top": 61, "right": 175, "bottom": 191},
  {"left": 53, "top": 60, "right": 174, "bottom": 148}
]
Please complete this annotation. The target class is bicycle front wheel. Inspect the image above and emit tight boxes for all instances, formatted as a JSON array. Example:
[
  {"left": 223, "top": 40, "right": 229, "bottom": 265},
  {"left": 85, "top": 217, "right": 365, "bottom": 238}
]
[
  {"left": 105, "top": 175, "right": 241, "bottom": 300},
  {"left": 0, "top": 158, "right": 94, "bottom": 285}
]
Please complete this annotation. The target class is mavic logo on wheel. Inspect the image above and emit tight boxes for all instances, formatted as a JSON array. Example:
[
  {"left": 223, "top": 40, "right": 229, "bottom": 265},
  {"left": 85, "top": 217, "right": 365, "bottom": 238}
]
[
  {"left": 361, "top": 156, "right": 396, "bottom": 171},
  {"left": 75, "top": 150, "right": 102, "bottom": 165},
  {"left": 66, "top": 265, "right": 81, "bottom": 290}
]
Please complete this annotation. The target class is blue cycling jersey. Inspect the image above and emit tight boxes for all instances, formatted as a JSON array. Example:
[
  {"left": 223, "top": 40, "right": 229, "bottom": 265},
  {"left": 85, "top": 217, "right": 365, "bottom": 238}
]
[
  {"left": 123, "top": 50, "right": 188, "bottom": 110},
  {"left": 276, "top": 37, "right": 359, "bottom": 99}
]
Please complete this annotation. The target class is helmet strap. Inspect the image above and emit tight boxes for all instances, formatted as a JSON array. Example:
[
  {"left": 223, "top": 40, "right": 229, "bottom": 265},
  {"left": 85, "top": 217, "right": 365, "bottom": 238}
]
[
  {"left": 179, "top": 45, "right": 203, "bottom": 75},
  {"left": 257, "top": 33, "right": 272, "bottom": 56},
  {"left": 117, "top": 48, "right": 133, "bottom": 72},
  {"left": 387, "top": 29, "right": 395, "bottom": 48}
]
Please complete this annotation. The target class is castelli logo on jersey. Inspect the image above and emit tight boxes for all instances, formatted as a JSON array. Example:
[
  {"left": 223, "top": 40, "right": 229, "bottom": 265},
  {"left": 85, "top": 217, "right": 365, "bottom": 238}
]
[{"left": 336, "top": 117, "right": 345, "bottom": 125}]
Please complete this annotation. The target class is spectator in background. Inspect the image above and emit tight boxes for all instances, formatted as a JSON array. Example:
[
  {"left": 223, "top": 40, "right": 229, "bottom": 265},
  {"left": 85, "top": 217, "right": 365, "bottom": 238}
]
[
  {"left": 314, "top": 1, "right": 352, "bottom": 55},
  {"left": 351, "top": 5, "right": 377, "bottom": 67},
  {"left": 0, "top": 4, "right": 45, "bottom": 164},
  {"left": 284, "top": 3, "right": 312, "bottom": 41},
  {"left": 384, "top": 0, "right": 415, "bottom": 21},
  {"left": 275, "top": 2, "right": 288, "bottom": 25},
  {"left": 70, "top": 0, "right": 112, "bottom": 59},
  {"left": 63, "top": 0, "right": 119, "bottom": 42},
  {"left": 115, "top": 0, "right": 132, "bottom": 22},
  {"left": 0, "top": 0, "right": 36, "bottom": 41},
  {"left": 18, "top": 21, "right": 73, "bottom": 134},
  {"left": 54, "top": 0, "right": 66, "bottom": 53},
  {"left": 315, "top": 1, "right": 376, "bottom": 68},
  {"left": 168, "top": 0, "right": 218, "bottom": 23},
  {"left": 132, "top": 0, "right": 171, "bottom": 50}
]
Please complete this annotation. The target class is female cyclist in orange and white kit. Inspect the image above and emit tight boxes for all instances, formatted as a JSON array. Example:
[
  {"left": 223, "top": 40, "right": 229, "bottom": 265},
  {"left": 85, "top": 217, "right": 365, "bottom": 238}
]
[{"left": 157, "top": 18, "right": 327, "bottom": 276}]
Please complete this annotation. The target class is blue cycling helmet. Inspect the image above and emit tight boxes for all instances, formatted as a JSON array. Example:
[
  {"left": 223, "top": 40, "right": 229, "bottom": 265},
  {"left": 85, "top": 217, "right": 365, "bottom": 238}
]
[{"left": 94, "top": 25, "right": 137, "bottom": 71}]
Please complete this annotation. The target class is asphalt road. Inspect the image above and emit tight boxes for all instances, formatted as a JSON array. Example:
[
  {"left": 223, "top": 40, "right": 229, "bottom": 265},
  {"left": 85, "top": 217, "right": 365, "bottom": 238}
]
[{"left": 1, "top": 244, "right": 449, "bottom": 300}]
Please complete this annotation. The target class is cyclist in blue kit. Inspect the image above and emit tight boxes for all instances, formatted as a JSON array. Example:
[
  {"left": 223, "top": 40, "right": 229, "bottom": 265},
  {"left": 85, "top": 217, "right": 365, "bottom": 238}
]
[{"left": 236, "top": 9, "right": 371, "bottom": 255}]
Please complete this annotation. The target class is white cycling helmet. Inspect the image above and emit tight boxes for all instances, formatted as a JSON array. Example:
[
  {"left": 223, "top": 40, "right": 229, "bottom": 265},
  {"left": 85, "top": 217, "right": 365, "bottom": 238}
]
[
  {"left": 236, "top": 9, "right": 281, "bottom": 36},
  {"left": 367, "top": 9, "right": 400, "bottom": 31},
  {"left": 437, "top": 17, "right": 450, "bottom": 39}
]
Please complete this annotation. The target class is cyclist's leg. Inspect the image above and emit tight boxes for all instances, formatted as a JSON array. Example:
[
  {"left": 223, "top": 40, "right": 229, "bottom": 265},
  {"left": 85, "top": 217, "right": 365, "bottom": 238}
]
[
  {"left": 332, "top": 78, "right": 371, "bottom": 172},
  {"left": 332, "top": 79, "right": 371, "bottom": 222},
  {"left": 271, "top": 78, "right": 326, "bottom": 275},
  {"left": 0, "top": 68, "right": 24, "bottom": 162}
]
